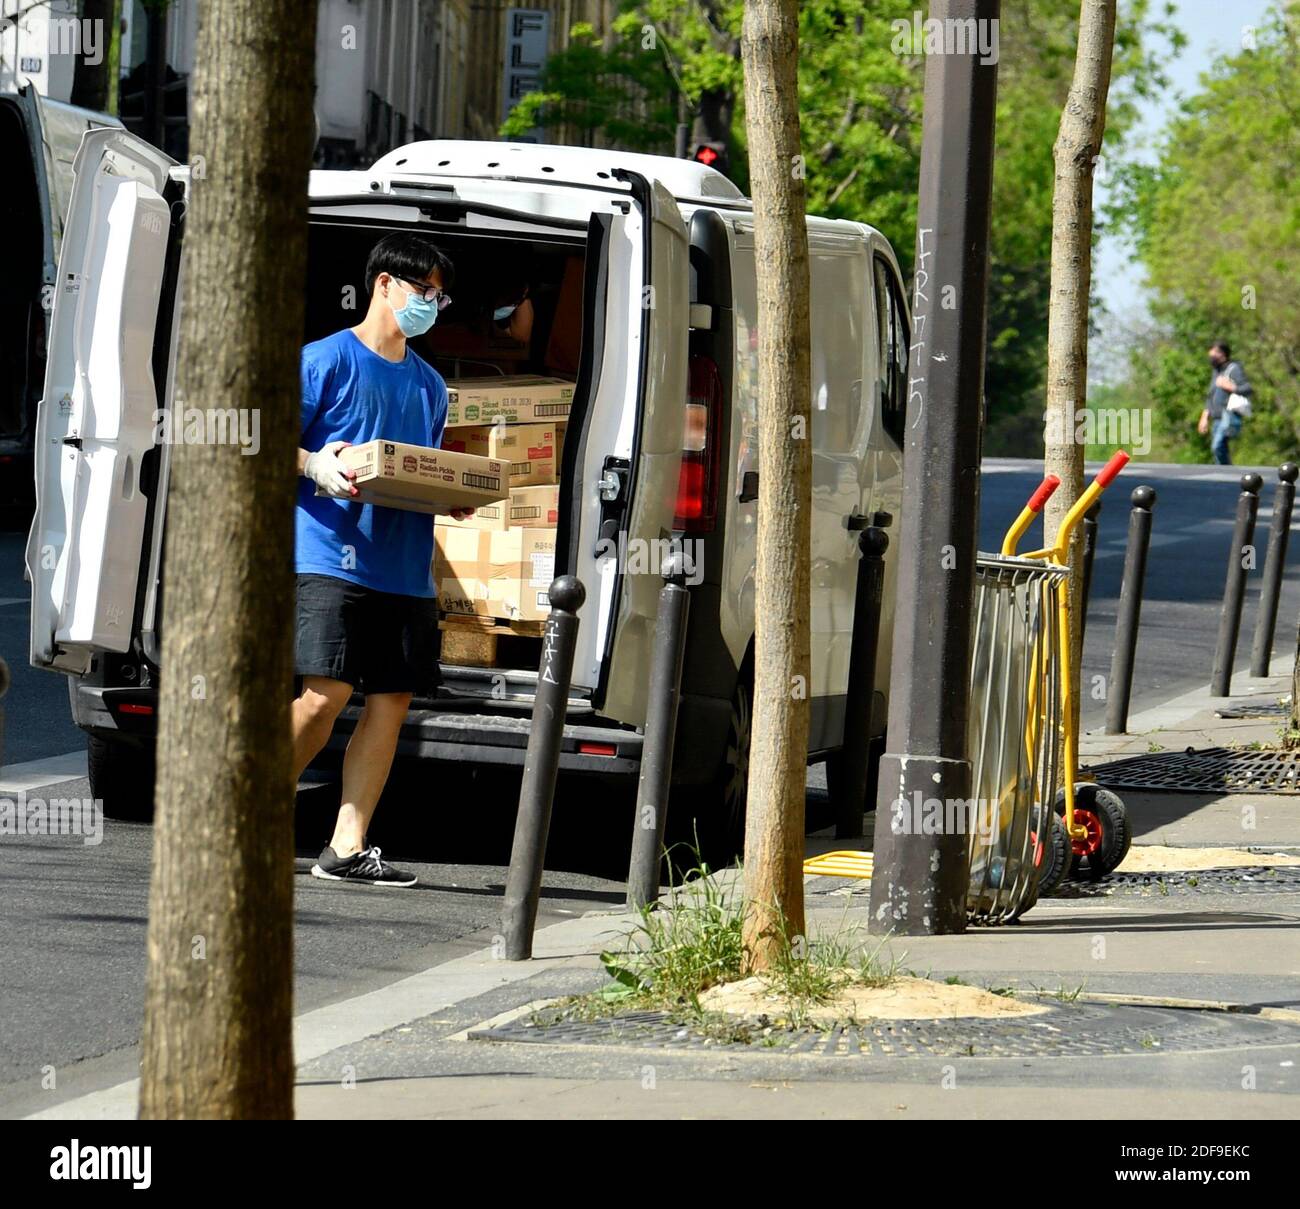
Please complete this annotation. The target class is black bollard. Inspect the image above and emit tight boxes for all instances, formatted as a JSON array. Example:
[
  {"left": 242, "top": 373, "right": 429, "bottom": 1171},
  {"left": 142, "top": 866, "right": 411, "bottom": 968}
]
[
  {"left": 1211, "top": 473, "right": 1263, "bottom": 696},
  {"left": 1079, "top": 499, "right": 1101, "bottom": 647},
  {"left": 1105, "top": 487, "right": 1155, "bottom": 734},
  {"left": 501, "top": 575, "right": 585, "bottom": 960},
  {"left": 626, "top": 552, "right": 692, "bottom": 910},
  {"left": 1249, "top": 463, "right": 1299, "bottom": 676},
  {"left": 836, "top": 525, "right": 889, "bottom": 839}
]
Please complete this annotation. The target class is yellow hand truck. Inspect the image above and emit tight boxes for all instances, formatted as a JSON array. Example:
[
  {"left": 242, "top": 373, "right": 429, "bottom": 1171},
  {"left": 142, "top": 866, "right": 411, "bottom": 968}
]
[{"left": 998, "top": 450, "right": 1133, "bottom": 898}]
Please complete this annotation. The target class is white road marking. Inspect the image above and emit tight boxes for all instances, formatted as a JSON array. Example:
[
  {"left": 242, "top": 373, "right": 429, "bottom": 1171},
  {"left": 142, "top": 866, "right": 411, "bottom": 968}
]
[{"left": 0, "top": 750, "right": 88, "bottom": 794}]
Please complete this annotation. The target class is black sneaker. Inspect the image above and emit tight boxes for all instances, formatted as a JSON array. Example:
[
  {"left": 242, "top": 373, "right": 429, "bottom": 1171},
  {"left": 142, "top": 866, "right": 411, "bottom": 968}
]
[{"left": 310, "top": 845, "right": 417, "bottom": 887}]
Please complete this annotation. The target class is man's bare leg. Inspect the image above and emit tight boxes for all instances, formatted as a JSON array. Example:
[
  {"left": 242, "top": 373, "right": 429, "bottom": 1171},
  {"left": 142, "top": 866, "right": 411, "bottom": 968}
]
[
  {"left": 328, "top": 691, "right": 412, "bottom": 857},
  {"left": 292, "top": 676, "right": 354, "bottom": 778}
]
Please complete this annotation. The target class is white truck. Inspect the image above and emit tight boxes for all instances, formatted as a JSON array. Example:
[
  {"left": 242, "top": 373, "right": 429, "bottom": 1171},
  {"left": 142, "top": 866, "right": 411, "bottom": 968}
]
[{"left": 27, "top": 134, "right": 912, "bottom": 851}]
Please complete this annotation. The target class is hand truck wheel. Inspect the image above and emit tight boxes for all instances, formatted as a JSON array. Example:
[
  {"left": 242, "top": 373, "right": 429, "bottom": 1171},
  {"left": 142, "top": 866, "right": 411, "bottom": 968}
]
[
  {"left": 1056, "top": 784, "right": 1131, "bottom": 880},
  {"left": 1034, "top": 811, "right": 1074, "bottom": 897}
]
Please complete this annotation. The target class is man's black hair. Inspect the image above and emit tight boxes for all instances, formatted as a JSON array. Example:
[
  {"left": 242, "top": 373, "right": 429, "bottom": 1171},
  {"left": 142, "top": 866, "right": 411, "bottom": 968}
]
[
  {"left": 365, "top": 233, "right": 455, "bottom": 297},
  {"left": 1211, "top": 340, "right": 1232, "bottom": 359}
]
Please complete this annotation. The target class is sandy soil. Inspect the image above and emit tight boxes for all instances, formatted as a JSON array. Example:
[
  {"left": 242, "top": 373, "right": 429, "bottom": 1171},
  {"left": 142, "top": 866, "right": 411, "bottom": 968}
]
[
  {"left": 1116, "top": 845, "right": 1300, "bottom": 873},
  {"left": 698, "top": 974, "right": 1050, "bottom": 1023}
]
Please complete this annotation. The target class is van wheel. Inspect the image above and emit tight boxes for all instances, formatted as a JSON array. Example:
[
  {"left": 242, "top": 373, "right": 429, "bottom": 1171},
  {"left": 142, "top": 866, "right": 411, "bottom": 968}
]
[
  {"left": 87, "top": 735, "right": 155, "bottom": 822},
  {"left": 675, "top": 671, "right": 751, "bottom": 872}
]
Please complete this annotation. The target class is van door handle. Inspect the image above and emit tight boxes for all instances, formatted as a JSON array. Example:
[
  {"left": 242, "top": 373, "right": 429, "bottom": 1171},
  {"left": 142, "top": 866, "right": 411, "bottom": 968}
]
[{"left": 738, "top": 470, "right": 758, "bottom": 503}]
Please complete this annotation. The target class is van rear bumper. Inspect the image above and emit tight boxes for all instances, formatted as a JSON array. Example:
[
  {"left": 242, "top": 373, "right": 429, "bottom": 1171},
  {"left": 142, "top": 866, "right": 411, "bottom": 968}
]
[
  {"left": 324, "top": 703, "right": 645, "bottom": 775},
  {"left": 71, "top": 683, "right": 730, "bottom": 782}
]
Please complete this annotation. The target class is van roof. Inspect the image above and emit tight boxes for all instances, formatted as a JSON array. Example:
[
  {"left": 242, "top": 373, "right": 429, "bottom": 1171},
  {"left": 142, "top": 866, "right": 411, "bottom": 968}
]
[{"left": 369, "top": 140, "right": 749, "bottom": 207}]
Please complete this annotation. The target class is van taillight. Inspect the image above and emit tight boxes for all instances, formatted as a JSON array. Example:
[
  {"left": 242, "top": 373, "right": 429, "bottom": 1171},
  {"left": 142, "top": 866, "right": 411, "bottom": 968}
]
[{"left": 674, "top": 355, "right": 722, "bottom": 532}]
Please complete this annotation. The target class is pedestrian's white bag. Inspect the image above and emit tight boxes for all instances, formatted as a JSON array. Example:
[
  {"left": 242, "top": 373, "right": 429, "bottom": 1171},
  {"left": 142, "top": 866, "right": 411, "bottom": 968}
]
[{"left": 1225, "top": 362, "right": 1252, "bottom": 417}]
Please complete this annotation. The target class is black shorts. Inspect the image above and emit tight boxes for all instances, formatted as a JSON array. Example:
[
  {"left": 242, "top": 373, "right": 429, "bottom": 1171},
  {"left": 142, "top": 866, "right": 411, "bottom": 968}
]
[{"left": 294, "top": 573, "right": 440, "bottom": 696}]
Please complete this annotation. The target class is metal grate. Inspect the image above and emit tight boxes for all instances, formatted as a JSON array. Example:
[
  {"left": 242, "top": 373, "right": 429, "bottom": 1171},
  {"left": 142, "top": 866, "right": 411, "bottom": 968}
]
[
  {"left": 1214, "top": 702, "right": 1290, "bottom": 719},
  {"left": 1057, "top": 865, "right": 1300, "bottom": 895},
  {"left": 469, "top": 1001, "right": 1300, "bottom": 1058},
  {"left": 1089, "top": 747, "right": 1300, "bottom": 794}
]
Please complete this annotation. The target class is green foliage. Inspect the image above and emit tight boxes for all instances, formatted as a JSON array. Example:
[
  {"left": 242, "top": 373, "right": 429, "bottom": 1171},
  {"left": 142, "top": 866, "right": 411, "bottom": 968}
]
[
  {"left": 503, "top": 1, "right": 1181, "bottom": 455},
  {"left": 1108, "top": 7, "right": 1300, "bottom": 464}
]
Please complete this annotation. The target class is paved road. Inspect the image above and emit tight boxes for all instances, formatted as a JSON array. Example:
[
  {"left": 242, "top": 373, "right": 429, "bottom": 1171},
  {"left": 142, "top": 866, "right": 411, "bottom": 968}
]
[{"left": 2, "top": 456, "right": 1298, "bottom": 1114}]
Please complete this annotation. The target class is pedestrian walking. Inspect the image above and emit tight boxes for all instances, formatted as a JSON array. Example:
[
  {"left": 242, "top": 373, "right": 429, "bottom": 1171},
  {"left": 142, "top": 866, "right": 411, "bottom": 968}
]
[{"left": 1197, "top": 340, "right": 1253, "bottom": 465}]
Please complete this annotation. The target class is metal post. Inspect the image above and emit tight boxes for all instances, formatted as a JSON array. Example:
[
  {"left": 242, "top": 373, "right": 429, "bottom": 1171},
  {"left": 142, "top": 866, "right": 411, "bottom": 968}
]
[
  {"left": 1104, "top": 487, "right": 1155, "bottom": 734},
  {"left": 501, "top": 576, "right": 585, "bottom": 960},
  {"left": 1211, "top": 474, "right": 1263, "bottom": 696},
  {"left": 1079, "top": 500, "right": 1100, "bottom": 646},
  {"left": 626, "top": 554, "right": 691, "bottom": 910},
  {"left": 1250, "top": 463, "right": 1298, "bottom": 676},
  {"left": 144, "top": 4, "right": 168, "bottom": 151},
  {"left": 836, "top": 524, "right": 889, "bottom": 839},
  {"left": 869, "top": 0, "right": 1000, "bottom": 937}
]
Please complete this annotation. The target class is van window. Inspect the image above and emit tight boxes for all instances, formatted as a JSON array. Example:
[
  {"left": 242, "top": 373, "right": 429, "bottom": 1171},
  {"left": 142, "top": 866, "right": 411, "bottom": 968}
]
[
  {"left": 809, "top": 249, "right": 867, "bottom": 454},
  {"left": 873, "top": 257, "right": 909, "bottom": 445}
]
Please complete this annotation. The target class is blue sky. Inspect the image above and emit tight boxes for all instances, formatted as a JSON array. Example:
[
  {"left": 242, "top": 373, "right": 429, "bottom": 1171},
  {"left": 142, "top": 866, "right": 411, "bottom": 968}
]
[{"left": 1090, "top": 0, "right": 1277, "bottom": 373}]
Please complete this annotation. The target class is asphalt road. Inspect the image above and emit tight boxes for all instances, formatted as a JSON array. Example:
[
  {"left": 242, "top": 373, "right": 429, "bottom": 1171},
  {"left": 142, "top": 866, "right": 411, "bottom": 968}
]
[{"left": 2, "top": 456, "right": 1298, "bottom": 1114}]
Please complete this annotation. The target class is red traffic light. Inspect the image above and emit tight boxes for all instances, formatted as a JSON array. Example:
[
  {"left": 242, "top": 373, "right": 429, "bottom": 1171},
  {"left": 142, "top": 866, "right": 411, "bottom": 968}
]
[{"left": 694, "top": 145, "right": 719, "bottom": 166}]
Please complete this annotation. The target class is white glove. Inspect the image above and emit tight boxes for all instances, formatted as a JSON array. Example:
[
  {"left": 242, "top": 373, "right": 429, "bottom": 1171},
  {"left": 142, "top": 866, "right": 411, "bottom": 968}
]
[{"left": 304, "top": 440, "right": 356, "bottom": 499}]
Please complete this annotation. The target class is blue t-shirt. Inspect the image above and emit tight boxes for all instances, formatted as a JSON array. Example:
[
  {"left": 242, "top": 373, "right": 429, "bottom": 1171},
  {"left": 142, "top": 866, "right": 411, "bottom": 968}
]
[{"left": 296, "top": 328, "right": 448, "bottom": 597}]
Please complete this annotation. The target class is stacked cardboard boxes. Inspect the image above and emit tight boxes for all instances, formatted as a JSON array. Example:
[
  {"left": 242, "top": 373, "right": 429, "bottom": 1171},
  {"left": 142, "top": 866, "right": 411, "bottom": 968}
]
[{"left": 435, "top": 376, "right": 571, "bottom": 624}]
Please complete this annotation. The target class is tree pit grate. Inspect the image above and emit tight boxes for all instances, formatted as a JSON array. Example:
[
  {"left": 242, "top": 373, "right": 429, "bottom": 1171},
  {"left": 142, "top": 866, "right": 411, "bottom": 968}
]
[
  {"left": 1089, "top": 747, "right": 1300, "bottom": 794},
  {"left": 468, "top": 1000, "right": 1300, "bottom": 1059}
]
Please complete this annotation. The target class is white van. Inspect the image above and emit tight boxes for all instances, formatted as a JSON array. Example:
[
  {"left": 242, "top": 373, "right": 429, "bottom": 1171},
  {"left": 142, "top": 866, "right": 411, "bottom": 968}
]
[{"left": 26, "top": 134, "right": 912, "bottom": 848}]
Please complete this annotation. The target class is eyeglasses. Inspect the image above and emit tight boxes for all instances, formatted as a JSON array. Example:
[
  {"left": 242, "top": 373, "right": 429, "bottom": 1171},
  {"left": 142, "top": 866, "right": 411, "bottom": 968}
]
[{"left": 395, "top": 277, "right": 453, "bottom": 310}]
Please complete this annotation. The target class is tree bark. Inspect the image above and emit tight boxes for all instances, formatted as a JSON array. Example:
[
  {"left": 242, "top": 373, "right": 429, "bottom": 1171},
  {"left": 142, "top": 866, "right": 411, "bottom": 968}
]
[
  {"left": 69, "top": 1, "right": 121, "bottom": 114},
  {"left": 1044, "top": 0, "right": 1115, "bottom": 745},
  {"left": 139, "top": 0, "right": 318, "bottom": 1119},
  {"left": 740, "top": 0, "right": 811, "bottom": 972}
]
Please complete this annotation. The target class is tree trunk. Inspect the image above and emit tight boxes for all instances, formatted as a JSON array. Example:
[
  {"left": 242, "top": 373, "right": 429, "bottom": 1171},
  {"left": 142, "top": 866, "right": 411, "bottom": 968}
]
[
  {"left": 1044, "top": 0, "right": 1115, "bottom": 746},
  {"left": 739, "top": 0, "right": 811, "bottom": 973},
  {"left": 69, "top": 1, "right": 121, "bottom": 114},
  {"left": 139, "top": 0, "right": 318, "bottom": 1120}
]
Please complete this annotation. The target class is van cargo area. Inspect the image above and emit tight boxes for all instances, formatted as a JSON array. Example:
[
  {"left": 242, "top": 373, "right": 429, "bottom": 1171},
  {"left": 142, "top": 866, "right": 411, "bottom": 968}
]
[
  {"left": 0, "top": 97, "right": 46, "bottom": 494},
  {"left": 301, "top": 218, "right": 652, "bottom": 779}
]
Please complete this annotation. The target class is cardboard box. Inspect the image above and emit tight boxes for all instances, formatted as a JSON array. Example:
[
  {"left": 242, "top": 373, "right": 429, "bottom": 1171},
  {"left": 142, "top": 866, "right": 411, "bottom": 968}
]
[
  {"left": 325, "top": 441, "right": 507, "bottom": 516},
  {"left": 440, "top": 421, "right": 562, "bottom": 487},
  {"left": 485, "top": 528, "right": 556, "bottom": 623},
  {"left": 446, "top": 376, "right": 574, "bottom": 427},
  {"left": 434, "top": 499, "right": 509, "bottom": 532},
  {"left": 433, "top": 526, "right": 491, "bottom": 616},
  {"left": 509, "top": 484, "right": 560, "bottom": 528}
]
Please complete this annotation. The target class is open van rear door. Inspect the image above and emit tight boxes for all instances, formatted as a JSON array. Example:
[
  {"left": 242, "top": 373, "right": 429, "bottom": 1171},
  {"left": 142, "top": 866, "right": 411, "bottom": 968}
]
[
  {"left": 560, "top": 173, "right": 688, "bottom": 724},
  {"left": 27, "top": 128, "right": 180, "bottom": 673}
]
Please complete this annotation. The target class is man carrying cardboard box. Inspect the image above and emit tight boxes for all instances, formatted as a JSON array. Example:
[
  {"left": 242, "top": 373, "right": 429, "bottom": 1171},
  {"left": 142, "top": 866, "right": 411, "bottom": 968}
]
[{"left": 293, "top": 233, "right": 472, "bottom": 888}]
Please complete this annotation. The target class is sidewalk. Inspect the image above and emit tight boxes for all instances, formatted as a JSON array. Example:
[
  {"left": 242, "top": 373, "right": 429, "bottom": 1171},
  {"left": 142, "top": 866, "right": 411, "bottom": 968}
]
[
  {"left": 38, "top": 664, "right": 1300, "bottom": 1120},
  {"left": 294, "top": 660, "right": 1300, "bottom": 1118}
]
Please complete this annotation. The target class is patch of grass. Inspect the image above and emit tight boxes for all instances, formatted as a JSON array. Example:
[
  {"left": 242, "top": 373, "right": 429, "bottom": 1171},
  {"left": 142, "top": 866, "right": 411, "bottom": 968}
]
[
  {"left": 572, "top": 849, "right": 907, "bottom": 1032},
  {"left": 1146, "top": 741, "right": 1165, "bottom": 753},
  {"left": 1044, "top": 981, "right": 1086, "bottom": 1003}
]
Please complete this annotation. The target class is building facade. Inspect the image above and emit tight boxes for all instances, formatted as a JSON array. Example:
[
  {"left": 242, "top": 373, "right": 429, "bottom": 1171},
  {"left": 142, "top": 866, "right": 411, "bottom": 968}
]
[{"left": 4, "top": 0, "right": 621, "bottom": 164}]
